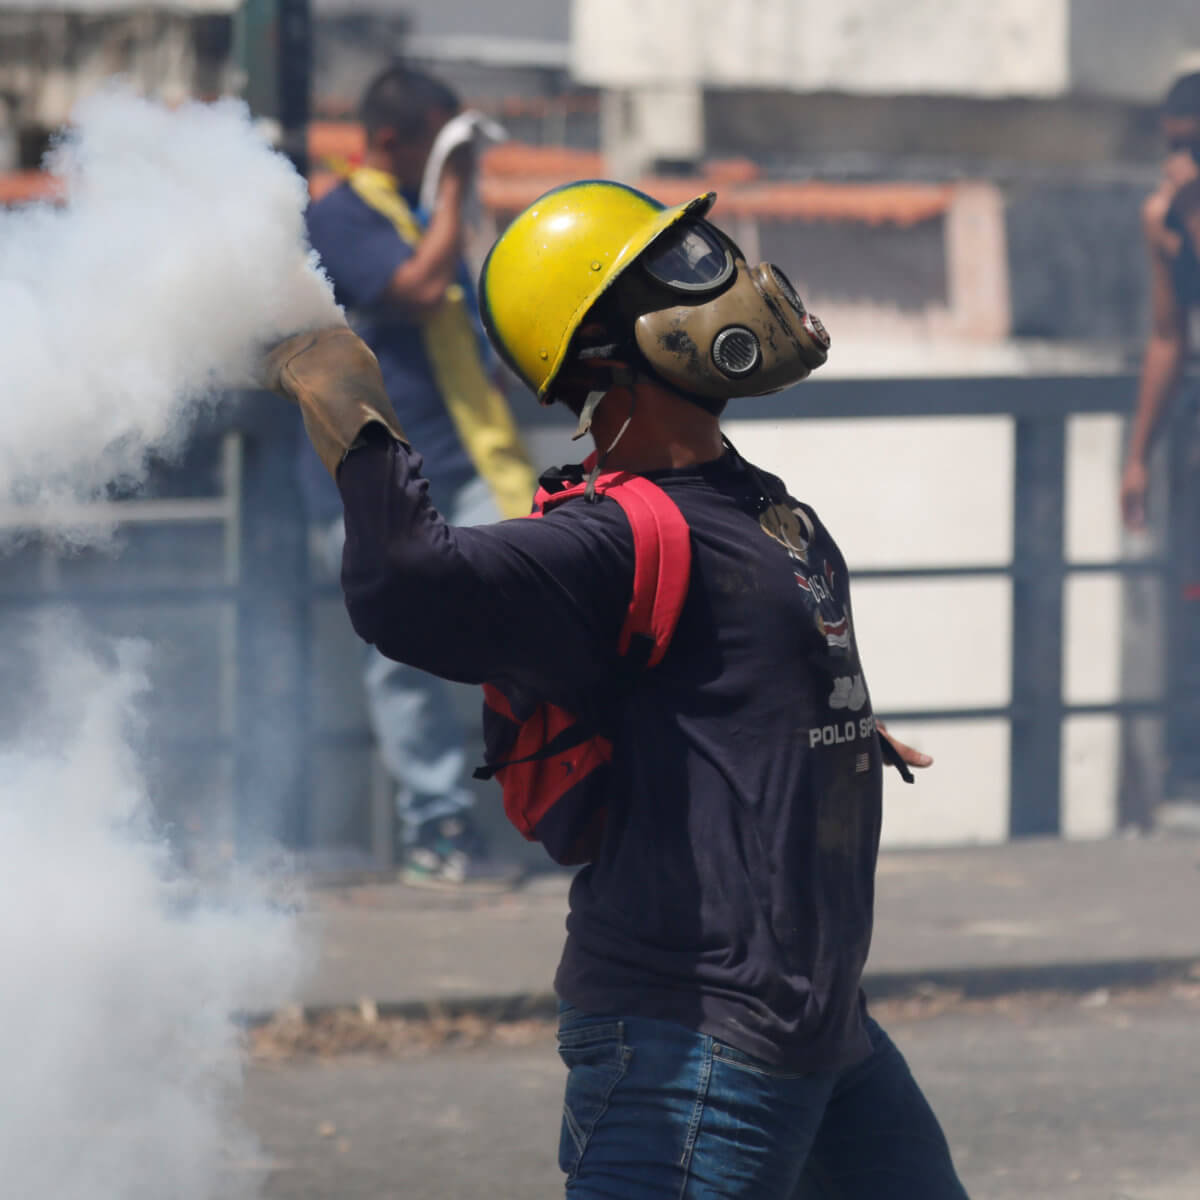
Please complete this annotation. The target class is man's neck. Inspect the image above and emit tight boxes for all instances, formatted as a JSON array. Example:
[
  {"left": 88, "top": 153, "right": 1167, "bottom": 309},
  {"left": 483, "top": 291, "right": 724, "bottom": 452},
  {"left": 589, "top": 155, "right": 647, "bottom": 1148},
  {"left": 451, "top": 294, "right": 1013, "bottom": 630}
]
[
  {"left": 603, "top": 436, "right": 723, "bottom": 473},
  {"left": 590, "top": 383, "right": 724, "bottom": 473}
]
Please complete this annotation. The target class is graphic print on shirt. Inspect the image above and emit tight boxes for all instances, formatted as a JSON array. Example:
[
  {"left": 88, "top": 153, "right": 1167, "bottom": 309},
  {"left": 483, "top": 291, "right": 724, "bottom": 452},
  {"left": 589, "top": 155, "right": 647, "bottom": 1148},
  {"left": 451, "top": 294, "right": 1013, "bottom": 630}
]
[
  {"left": 759, "top": 499, "right": 813, "bottom": 562},
  {"left": 828, "top": 673, "right": 867, "bottom": 711},
  {"left": 758, "top": 500, "right": 854, "bottom": 656}
]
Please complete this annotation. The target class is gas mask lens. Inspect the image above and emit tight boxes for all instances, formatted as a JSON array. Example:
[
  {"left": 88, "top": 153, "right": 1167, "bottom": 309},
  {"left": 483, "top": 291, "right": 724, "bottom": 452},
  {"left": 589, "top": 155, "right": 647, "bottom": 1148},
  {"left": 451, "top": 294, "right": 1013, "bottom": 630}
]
[
  {"left": 641, "top": 221, "right": 734, "bottom": 294},
  {"left": 766, "top": 264, "right": 830, "bottom": 350},
  {"left": 768, "top": 264, "right": 806, "bottom": 317}
]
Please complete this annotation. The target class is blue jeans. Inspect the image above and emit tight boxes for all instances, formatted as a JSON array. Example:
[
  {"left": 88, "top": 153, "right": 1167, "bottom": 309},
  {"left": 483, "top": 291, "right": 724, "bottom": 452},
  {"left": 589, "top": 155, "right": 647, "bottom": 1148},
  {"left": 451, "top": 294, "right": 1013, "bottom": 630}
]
[
  {"left": 557, "top": 1006, "right": 969, "bottom": 1200},
  {"left": 321, "top": 475, "right": 501, "bottom": 844}
]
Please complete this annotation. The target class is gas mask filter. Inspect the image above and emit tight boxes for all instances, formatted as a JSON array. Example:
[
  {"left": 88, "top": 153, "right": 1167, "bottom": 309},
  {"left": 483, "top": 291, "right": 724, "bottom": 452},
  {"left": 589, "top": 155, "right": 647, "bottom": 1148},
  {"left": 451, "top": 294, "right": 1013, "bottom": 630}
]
[{"left": 625, "top": 220, "right": 830, "bottom": 401}]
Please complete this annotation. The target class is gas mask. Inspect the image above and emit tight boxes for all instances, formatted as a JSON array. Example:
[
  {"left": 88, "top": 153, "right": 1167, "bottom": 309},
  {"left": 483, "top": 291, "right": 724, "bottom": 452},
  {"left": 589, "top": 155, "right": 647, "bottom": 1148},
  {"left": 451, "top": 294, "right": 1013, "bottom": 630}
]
[{"left": 619, "top": 219, "right": 831, "bottom": 402}]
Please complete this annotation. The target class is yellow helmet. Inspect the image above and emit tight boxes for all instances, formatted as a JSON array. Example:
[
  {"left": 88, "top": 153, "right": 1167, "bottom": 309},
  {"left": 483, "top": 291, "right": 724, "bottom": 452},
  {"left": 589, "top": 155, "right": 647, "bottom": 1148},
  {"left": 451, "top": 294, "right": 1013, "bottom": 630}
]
[{"left": 479, "top": 180, "right": 715, "bottom": 403}]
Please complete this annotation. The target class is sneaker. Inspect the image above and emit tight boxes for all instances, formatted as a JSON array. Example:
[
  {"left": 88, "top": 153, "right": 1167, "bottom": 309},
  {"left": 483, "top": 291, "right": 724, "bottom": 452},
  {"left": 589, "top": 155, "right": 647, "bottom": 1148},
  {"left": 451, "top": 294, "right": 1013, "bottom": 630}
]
[{"left": 401, "top": 816, "right": 524, "bottom": 892}]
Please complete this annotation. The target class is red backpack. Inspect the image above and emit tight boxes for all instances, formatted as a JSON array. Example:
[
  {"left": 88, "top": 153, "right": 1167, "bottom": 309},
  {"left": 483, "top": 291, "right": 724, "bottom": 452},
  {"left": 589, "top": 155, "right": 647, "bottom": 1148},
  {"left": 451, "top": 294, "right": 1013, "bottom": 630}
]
[{"left": 474, "top": 460, "right": 692, "bottom": 865}]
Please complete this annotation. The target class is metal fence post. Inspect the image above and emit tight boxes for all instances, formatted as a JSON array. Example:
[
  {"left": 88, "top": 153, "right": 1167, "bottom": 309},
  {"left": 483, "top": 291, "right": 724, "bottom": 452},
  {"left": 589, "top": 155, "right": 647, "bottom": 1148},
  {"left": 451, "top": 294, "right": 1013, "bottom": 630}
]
[
  {"left": 233, "top": 0, "right": 310, "bottom": 173},
  {"left": 275, "top": 0, "right": 311, "bottom": 176},
  {"left": 233, "top": 395, "right": 312, "bottom": 853},
  {"left": 1009, "top": 413, "right": 1067, "bottom": 836}
]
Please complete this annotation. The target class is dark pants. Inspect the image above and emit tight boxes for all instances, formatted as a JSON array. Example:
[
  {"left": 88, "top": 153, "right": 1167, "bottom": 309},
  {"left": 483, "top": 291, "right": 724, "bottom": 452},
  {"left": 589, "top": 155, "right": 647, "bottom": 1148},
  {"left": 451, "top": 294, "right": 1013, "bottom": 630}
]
[{"left": 557, "top": 1006, "right": 969, "bottom": 1199}]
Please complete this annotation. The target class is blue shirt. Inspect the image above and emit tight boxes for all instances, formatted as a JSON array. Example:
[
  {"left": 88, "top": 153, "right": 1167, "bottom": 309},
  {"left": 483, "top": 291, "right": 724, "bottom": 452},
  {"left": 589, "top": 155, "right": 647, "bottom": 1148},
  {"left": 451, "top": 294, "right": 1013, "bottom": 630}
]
[{"left": 299, "top": 181, "right": 476, "bottom": 516}]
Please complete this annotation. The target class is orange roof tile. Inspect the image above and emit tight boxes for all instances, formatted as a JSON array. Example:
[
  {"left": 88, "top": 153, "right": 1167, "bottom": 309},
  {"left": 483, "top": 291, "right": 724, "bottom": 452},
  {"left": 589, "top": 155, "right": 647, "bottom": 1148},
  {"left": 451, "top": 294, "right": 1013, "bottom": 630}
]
[
  {"left": 2, "top": 135, "right": 952, "bottom": 230},
  {"left": 716, "top": 181, "right": 954, "bottom": 226},
  {"left": 485, "top": 173, "right": 954, "bottom": 226},
  {"left": 304, "top": 128, "right": 948, "bottom": 226},
  {"left": 482, "top": 142, "right": 605, "bottom": 179},
  {"left": 0, "top": 170, "right": 62, "bottom": 206},
  {"left": 307, "top": 128, "right": 607, "bottom": 181}
]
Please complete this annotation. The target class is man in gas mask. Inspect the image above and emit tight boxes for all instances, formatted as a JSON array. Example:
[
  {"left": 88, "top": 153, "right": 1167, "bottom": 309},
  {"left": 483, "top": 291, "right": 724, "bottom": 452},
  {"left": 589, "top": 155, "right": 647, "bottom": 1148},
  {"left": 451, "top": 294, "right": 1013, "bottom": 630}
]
[{"left": 268, "top": 181, "right": 966, "bottom": 1198}]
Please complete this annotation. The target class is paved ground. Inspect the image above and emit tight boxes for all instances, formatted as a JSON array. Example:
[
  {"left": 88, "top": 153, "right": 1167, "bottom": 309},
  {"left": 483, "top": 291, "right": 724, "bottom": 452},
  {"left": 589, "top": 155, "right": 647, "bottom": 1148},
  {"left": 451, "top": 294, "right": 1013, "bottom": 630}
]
[
  {"left": 238, "top": 984, "right": 1200, "bottom": 1200},
  {"left": 284, "top": 836, "right": 1200, "bottom": 1013}
]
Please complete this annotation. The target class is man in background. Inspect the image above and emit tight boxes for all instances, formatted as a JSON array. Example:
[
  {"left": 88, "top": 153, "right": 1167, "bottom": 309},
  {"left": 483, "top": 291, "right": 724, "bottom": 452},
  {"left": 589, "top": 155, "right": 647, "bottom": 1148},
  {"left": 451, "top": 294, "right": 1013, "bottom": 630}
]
[
  {"left": 1119, "top": 70, "right": 1200, "bottom": 815},
  {"left": 1120, "top": 70, "right": 1200, "bottom": 527},
  {"left": 302, "top": 63, "right": 537, "bottom": 888}
]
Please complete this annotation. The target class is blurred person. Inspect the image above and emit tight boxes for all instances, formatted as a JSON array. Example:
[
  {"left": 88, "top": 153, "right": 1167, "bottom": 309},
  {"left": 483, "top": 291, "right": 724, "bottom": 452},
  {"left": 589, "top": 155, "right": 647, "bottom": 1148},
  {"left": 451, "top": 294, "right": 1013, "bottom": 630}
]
[
  {"left": 301, "top": 63, "right": 536, "bottom": 888},
  {"left": 1120, "top": 70, "right": 1200, "bottom": 529},
  {"left": 267, "top": 179, "right": 968, "bottom": 1198}
]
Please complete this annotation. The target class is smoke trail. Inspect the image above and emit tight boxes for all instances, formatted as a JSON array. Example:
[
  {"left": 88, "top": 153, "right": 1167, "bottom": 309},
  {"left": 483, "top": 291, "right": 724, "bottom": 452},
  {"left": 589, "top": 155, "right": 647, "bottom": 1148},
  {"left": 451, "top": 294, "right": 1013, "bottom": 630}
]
[
  {"left": 0, "top": 619, "right": 301, "bottom": 1199},
  {"left": 0, "top": 89, "right": 330, "bottom": 1197}
]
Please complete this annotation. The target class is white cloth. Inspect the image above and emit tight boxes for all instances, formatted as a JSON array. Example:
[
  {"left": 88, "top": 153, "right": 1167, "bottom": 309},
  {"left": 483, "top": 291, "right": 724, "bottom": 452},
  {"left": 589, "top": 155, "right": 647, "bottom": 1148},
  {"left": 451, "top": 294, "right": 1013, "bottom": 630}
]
[{"left": 418, "top": 109, "right": 508, "bottom": 219}]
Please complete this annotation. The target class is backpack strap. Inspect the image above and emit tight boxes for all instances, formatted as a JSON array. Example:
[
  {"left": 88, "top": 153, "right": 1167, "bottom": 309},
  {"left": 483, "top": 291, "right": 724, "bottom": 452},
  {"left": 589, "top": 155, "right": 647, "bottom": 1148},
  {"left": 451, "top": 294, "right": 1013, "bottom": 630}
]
[
  {"left": 878, "top": 730, "right": 915, "bottom": 784},
  {"left": 533, "top": 456, "right": 692, "bottom": 668},
  {"left": 605, "top": 476, "right": 691, "bottom": 667}
]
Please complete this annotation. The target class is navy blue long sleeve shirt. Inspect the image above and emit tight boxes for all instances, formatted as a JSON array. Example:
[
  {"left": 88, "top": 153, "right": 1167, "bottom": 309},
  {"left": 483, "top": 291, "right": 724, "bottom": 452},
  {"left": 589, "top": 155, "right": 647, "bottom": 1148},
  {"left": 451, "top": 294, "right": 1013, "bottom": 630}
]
[{"left": 338, "top": 431, "right": 883, "bottom": 1070}]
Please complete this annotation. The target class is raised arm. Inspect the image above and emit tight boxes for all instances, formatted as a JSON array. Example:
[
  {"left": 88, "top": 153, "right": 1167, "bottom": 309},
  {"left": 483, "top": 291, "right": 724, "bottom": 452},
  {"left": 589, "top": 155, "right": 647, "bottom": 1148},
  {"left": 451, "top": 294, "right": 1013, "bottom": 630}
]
[
  {"left": 336, "top": 428, "right": 632, "bottom": 689},
  {"left": 305, "top": 154, "right": 469, "bottom": 320},
  {"left": 265, "top": 327, "right": 632, "bottom": 693},
  {"left": 376, "top": 156, "right": 469, "bottom": 317}
]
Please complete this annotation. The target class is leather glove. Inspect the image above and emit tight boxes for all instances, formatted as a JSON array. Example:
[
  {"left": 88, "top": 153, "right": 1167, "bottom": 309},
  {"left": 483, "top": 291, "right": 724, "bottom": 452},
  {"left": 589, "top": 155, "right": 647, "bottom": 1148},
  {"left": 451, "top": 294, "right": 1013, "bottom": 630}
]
[{"left": 264, "top": 326, "right": 407, "bottom": 477}]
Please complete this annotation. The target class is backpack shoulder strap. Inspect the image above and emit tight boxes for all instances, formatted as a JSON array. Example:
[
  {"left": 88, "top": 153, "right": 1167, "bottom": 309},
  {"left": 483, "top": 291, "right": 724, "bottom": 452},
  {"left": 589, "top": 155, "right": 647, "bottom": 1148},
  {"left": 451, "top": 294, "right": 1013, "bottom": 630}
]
[
  {"left": 534, "top": 461, "right": 691, "bottom": 668},
  {"left": 604, "top": 476, "right": 691, "bottom": 667}
]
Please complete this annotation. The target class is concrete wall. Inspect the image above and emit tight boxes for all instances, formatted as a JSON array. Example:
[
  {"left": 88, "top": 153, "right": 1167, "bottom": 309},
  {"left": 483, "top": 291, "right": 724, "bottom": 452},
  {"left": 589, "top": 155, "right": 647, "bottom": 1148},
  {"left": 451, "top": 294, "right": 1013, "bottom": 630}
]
[
  {"left": 704, "top": 91, "right": 1163, "bottom": 169},
  {"left": 573, "top": 0, "right": 1200, "bottom": 100},
  {"left": 1006, "top": 179, "right": 1151, "bottom": 343},
  {"left": 572, "top": 0, "right": 1071, "bottom": 97},
  {"left": 1070, "top": 0, "right": 1200, "bottom": 101},
  {"left": 575, "top": 0, "right": 1200, "bottom": 173},
  {"left": 0, "top": 8, "right": 235, "bottom": 166},
  {"left": 316, "top": 0, "right": 571, "bottom": 44}
]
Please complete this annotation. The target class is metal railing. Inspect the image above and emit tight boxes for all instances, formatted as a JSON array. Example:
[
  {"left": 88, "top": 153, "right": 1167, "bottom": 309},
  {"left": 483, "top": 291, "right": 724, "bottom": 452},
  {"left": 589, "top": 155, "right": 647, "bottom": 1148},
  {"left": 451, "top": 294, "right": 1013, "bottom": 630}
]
[{"left": 0, "top": 373, "right": 1182, "bottom": 859}]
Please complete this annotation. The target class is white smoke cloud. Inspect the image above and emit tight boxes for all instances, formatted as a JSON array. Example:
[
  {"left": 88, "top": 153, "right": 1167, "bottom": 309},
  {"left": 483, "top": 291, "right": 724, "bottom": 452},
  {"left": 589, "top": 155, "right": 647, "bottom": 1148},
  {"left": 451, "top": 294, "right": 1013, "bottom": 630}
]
[
  {"left": 0, "top": 620, "right": 301, "bottom": 1199},
  {"left": 0, "top": 89, "right": 329, "bottom": 1197},
  {"left": 0, "top": 86, "right": 339, "bottom": 522}
]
